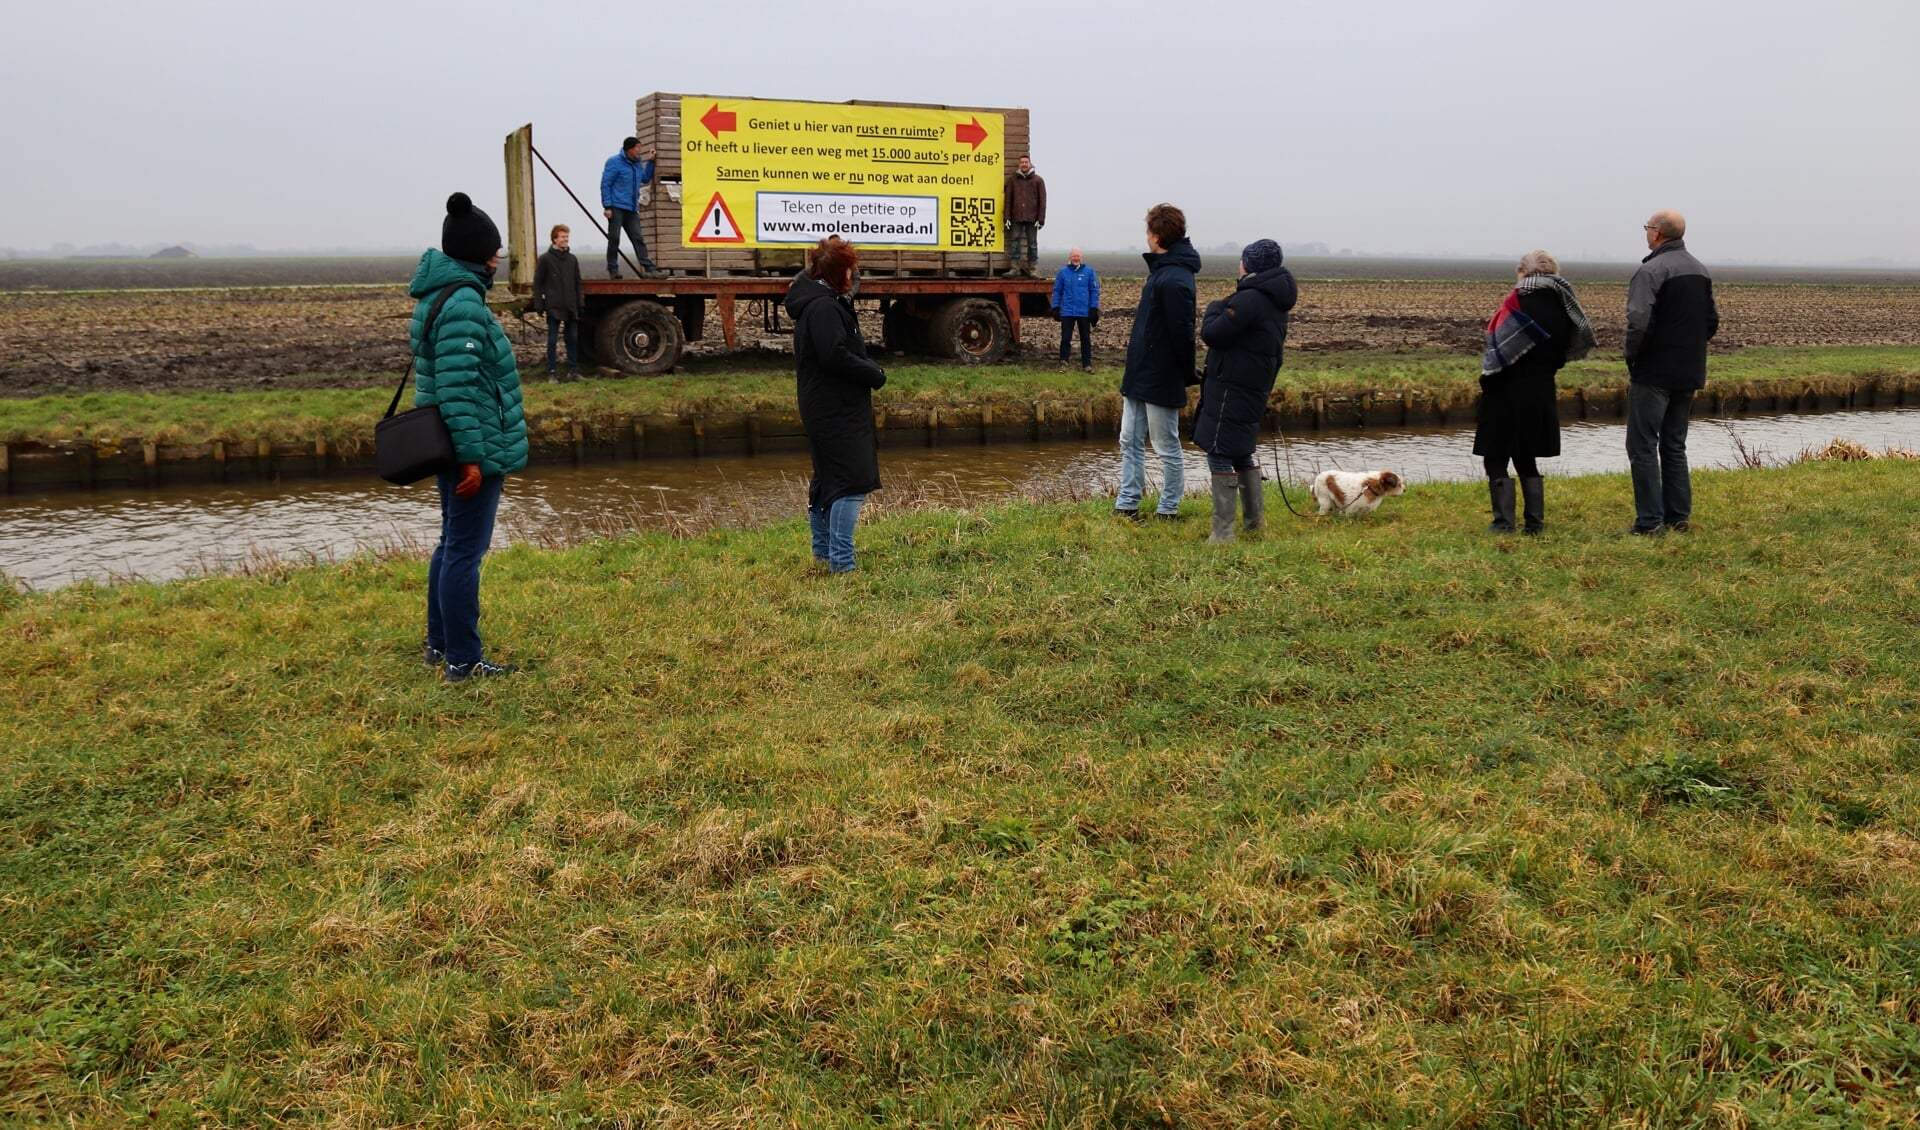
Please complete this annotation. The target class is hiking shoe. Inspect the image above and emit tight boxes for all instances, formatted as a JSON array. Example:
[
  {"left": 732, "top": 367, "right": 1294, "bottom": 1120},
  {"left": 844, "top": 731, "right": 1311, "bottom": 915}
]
[
  {"left": 1083, "top": 365, "right": 1095, "bottom": 374},
  {"left": 1153, "top": 511, "right": 1184, "bottom": 522},
  {"left": 1114, "top": 508, "right": 1142, "bottom": 522},
  {"left": 445, "top": 658, "right": 519, "bottom": 683},
  {"left": 1626, "top": 525, "right": 1665, "bottom": 537},
  {"left": 1668, "top": 520, "right": 1691, "bottom": 533},
  {"left": 422, "top": 643, "right": 445, "bottom": 668}
]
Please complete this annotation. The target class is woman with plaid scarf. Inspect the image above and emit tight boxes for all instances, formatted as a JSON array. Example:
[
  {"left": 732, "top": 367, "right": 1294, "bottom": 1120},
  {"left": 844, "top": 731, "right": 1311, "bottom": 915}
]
[{"left": 1475, "top": 249, "right": 1595, "bottom": 534}]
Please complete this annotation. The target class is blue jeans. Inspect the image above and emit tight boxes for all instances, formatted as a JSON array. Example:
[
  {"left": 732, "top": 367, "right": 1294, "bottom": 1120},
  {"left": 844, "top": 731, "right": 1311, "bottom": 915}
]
[
  {"left": 545, "top": 313, "right": 579, "bottom": 372},
  {"left": 1626, "top": 383, "right": 1694, "bottom": 531},
  {"left": 426, "top": 472, "right": 505, "bottom": 666},
  {"left": 1206, "top": 452, "right": 1254, "bottom": 474},
  {"left": 1008, "top": 222, "right": 1037, "bottom": 268},
  {"left": 1059, "top": 316, "right": 1092, "bottom": 366},
  {"left": 808, "top": 494, "right": 865, "bottom": 572},
  {"left": 1116, "top": 397, "right": 1186, "bottom": 515},
  {"left": 606, "top": 207, "right": 656, "bottom": 272}
]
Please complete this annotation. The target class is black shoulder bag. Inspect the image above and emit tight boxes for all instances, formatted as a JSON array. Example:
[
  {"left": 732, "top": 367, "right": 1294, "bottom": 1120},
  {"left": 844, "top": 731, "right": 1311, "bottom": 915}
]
[{"left": 375, "top": 283, "right": 471, "bottom": 485}]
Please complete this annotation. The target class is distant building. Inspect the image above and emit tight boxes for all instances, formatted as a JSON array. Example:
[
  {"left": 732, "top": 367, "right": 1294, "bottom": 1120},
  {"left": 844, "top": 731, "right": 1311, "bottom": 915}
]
[{"left": 150, "top": 246, "right": 197, "bottom": 260}]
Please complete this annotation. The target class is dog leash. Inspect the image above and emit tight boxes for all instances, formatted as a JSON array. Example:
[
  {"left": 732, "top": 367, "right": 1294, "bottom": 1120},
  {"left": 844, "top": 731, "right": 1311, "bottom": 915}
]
[{"left": 1263, "top": 422, "right": 1318, "bottom": 519}]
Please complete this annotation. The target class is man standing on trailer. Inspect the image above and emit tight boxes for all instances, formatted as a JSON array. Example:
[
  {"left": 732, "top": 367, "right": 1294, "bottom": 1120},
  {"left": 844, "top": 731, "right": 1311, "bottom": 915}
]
[
  {"left": 1003, "top": 154, "right": 1046, "bottom": 277},
  {"left": 602, "top": 137, "right": 662, "bottom": 279}
]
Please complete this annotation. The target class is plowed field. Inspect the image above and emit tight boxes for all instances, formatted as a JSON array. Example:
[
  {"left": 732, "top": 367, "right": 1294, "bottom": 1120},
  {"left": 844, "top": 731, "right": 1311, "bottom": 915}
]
[{"left": 4, "top": 278, "right": 1919, "bottom": 398}]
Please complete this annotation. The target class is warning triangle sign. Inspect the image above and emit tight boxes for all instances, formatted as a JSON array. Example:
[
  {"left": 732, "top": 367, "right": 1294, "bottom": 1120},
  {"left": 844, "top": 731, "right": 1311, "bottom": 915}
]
[{"left": 688, "top": 192, "right": 746, "bottom": 244}]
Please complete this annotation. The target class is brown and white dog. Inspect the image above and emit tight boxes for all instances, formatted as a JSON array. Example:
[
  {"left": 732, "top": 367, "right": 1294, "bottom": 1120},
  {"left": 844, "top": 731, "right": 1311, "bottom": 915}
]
[{"left": 1310, "top": 470, "right": 1406, "bottom": 516}]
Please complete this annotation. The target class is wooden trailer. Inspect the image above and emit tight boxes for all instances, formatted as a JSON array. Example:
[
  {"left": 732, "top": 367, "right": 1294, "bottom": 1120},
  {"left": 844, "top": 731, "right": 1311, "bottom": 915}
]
[{"left": 502, "top": 93, "right": 1054, "bottom": 375}]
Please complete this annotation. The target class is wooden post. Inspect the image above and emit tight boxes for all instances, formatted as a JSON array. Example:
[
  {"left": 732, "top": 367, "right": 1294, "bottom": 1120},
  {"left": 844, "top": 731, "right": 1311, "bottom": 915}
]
[
  {"left": 571, "top": 422, "right": 585, "bottom": 464},
  {"left": 502, "top": 124, "right": 536, "bottom": 293},
  {"left": 692, "top": 415, "right": 705, "bottom": 458},
  {"left": 0, "top": 442, "right": 9, "bottom": 494},
  {"left": 314, "top": 437, "right": 327, "bottom": 477},
  {"left": 257, "top": 438, "right": 271, "bottom": 479},
  {"left": 632, "top": 418, "right": 647, "bottom": 458},
  {"left": 717, "top": 292, "right": 737, "bottom": 349},
  {"left": 981, "top": 404, "right": 993, "bottom": 443},
  {"left": 926, "top": 407, "right": 938, "bottom": 446},
  {"left": 143, "top": 441, "right": 158, "bottom": 487}
]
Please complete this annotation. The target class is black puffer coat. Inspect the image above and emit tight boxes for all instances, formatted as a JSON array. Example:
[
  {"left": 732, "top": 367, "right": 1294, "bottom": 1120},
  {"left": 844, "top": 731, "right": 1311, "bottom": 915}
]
[
  {"left": 1194, "top": 265, "right": 1298, "bottom": 458},
  {"left": 1474, "top": 289, "right": 1571, "bottom": 458},
  {"left": 1120, "top": 238, "right": 1202, "bottom": 408},
  {"left": 785, "top": 273, "right": 887, "bottom": 508}
]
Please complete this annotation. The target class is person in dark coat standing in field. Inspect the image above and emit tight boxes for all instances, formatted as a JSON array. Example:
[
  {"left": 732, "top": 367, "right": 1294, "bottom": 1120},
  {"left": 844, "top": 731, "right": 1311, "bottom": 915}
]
[
  {"left": 1624, "top": 209, "right": 1718, "bottom": 534},
  {"left": 532, "top": 223, "right": 584, "bottom": 380},
  {"left": 601, "top": 137, "right": 662, "bottom": 279},
  {"left": 1195, "top": 239, "right": 1297, "bottom": 543},
  {"left": 784, "top": 237, "right": 887, "bottom": 573},
  {"left": 411, "top": 193, "right": 529, "bottom": 682},
  {"left": 1003, "top": 155, "right": 1047, "bottom": 277},
  {"left": 1115, "top": 203, "right": 1201, "bottom": 519},
  {"left": 1475, "top": 249, "right": 1595, "bottom": 533}
]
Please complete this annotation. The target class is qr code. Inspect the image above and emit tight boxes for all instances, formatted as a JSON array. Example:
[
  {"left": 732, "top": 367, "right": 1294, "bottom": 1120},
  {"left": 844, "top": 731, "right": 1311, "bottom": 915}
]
[{"left": 948, "top": 196, "right": 997, "bottom": 248}]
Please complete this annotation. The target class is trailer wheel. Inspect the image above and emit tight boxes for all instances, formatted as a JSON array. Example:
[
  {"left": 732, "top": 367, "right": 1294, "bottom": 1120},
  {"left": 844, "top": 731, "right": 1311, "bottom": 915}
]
[
  {"left": 929, "top": 298, "right": 1012, "bottom": 364},
  {"left": 595, "top": 299, "right": 684, "bottom": 375}
]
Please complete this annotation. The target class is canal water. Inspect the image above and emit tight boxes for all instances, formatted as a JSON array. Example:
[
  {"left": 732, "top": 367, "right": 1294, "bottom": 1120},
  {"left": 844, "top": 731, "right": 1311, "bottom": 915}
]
[{"left": 5, "top": 407, "right": 1918, "bottom": 590}]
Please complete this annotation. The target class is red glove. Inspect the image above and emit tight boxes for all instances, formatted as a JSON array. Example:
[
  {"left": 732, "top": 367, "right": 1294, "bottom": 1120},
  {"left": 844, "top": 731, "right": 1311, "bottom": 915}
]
[{"left": 455, "top": 463, "right": 482, "bottom": 498}]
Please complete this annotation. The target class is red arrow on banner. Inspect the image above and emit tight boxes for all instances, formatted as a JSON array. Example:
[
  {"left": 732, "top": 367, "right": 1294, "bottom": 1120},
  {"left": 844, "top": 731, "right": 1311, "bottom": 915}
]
[
  {"left": 955, "top": 117, "right": 988, "bottom": 150},
  {"left": 700, "top": 103, "right": 737, "bottom": 139}
]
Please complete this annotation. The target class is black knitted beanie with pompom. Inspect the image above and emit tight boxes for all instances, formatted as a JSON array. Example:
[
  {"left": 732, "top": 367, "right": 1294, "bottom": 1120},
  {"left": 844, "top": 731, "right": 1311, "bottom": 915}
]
[{"left": 441, "top": 192, "right": 501, "bottom": 265}]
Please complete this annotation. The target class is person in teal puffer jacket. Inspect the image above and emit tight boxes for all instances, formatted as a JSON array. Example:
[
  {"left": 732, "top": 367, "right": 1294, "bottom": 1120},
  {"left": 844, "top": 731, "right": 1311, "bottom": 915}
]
[{"left": 410, "top": 192, "right": 528, "bottom": 683}]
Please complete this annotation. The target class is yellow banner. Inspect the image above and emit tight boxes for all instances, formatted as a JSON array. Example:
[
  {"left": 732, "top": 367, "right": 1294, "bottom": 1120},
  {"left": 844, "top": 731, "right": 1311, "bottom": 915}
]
[{"left": 678, "top": 98, "right": 1006, "bottom": 252}]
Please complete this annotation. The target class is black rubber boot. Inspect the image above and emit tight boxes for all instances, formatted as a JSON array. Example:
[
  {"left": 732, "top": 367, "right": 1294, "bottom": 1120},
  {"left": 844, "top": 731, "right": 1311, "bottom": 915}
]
[
  {"left": 1236, "top": 466, "right": 1265, "bottom": 532},
  {"left": 1208, "top": 474, "right": 1238, "bottom": 543},
  {"left": 1520, "top": 476, "right": 1545, "bottom": 535},
  {"left": 1488, "top": 477, "right": 1516, "bottom": 534}
]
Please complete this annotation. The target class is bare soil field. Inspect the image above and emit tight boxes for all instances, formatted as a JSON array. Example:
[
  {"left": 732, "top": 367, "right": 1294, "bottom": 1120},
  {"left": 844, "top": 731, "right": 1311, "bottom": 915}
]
[
  {"left": 1075, "top": 252, "right": 1920, "bottom": 285},
  {"left": 4, "top": 276, "right": 1920, "bottom": 398},
  {"left": 0, "top": 257, "right": 418, "bottom": 292}
]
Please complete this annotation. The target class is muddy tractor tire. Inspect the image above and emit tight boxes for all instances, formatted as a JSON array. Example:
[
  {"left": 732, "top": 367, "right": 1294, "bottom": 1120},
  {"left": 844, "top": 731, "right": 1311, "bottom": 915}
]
[
  {"left": 881, "top": 300, "right": 929, "bottom": 355},
  {"left": 594, "top": 299, "right": 684, "bottom": 376},
  {"left": 928, "top": 297, "right": 1012, "bottom": 364}
]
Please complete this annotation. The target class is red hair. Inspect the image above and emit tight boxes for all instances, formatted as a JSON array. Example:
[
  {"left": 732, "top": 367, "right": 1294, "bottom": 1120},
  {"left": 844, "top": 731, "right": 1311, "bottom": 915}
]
[{"left": 808, "top": 236, "right": 860, "bottom": 294}]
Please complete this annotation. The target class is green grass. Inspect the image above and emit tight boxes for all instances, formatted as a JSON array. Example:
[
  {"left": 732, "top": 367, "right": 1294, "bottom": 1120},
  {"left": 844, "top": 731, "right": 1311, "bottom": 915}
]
[
  {"left": 4, "top": 345, "right": 1919, "bottom": 448},
  {"left": 5, "top": 461, "right": 1920, "bottom": 1125}
]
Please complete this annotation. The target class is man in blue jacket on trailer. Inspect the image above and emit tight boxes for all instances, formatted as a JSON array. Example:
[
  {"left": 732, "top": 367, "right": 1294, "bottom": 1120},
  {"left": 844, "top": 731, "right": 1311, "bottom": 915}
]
[
  {"left": 602, "top": 137, "right": 663, "bottom": 279},
  {"left": 1051, "top": 247, "right": 1100, "bottom": 372}
]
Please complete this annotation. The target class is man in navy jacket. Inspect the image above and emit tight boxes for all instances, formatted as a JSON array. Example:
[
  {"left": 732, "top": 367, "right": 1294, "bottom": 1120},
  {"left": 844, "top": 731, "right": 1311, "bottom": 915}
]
[
  {"left": 602, "top": 137, "right": 661, "bottom": 278},
  {"left": 1115, "top": 204, "right": 1201, "bottom": 519}
]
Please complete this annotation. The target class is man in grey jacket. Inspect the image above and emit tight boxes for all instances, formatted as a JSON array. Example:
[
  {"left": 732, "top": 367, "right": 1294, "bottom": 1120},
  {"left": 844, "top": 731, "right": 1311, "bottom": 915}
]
[{"left": 1624, "top": 209, "right": 1719, "bottom": 535}]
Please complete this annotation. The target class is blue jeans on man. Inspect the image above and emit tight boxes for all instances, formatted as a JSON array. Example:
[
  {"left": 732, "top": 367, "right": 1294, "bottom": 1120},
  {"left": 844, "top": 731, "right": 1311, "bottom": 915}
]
[
  {"left": 1059, "top": 316, "right": 1092, "bottom": 367},
  {"left": 1626, "top": 383, "right": 1694, "bottom": 532},
  {"left": 606, "top": 208, "right": 657, "bottom": 275},
  {"left": 427, "top": 472, "right": 505, "bottom": 667},
  {"left": 808, "top": 494, "right": 866, "bottom": 573},
  {"left": 1116, "top": 397, "right": 1186, "bottom": 516},
  {"left": 546, "top": 313, "right": 579, "bottom": 375}
]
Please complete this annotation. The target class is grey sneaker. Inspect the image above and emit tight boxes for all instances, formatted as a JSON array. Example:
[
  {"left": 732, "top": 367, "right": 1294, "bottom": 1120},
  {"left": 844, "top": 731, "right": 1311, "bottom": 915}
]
[
  {"left": 445, "top": 658, "right": 519, "bottom": 683},
  {"left": 422, "top": 642, "right": 445, "bottom": 668}
]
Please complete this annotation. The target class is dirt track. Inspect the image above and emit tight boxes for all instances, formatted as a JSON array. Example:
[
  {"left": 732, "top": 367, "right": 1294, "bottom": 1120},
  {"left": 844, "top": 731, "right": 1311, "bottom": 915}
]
[{"left": 4, "top": 279, "right": 1919, "bottom": 398}]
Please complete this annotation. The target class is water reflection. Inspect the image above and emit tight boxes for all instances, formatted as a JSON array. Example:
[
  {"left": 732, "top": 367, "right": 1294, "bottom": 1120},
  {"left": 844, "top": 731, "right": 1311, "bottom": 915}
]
[{"left": 5, "top": 408, "right": 1917, "bottom": 590}]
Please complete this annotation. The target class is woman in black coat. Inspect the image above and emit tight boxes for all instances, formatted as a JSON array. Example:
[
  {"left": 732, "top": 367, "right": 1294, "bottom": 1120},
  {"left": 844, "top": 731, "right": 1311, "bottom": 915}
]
[
  {"left": 783, "top": 237, "right": 887, "bottom": 572},
  {"left": 1195, "top": 239, "right": 1297, "bottom": 543},
  {"left": 1475, "top": 249, "right": 1594, "bottom": 533}
]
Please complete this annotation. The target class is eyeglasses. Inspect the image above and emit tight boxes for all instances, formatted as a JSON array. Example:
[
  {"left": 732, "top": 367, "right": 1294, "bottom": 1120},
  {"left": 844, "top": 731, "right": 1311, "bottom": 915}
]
[{"left": 1643, "top": 224, "right": 1659, "bottom": 231}]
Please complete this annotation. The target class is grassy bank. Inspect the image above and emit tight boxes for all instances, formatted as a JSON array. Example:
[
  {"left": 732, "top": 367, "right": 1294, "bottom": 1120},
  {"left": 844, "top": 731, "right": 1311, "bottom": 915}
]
[
  {"left": 3, "top": 345, "right": 1919, "bottom": 449},
  {"left": 5, "top": 461, "right": 1920, "bottom": 1125}
]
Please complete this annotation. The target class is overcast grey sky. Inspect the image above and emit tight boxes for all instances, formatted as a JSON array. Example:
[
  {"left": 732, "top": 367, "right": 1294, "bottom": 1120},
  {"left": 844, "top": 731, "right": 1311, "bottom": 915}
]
[{"left": 3, "top": 0, "right": 1915, "bottom": 263}]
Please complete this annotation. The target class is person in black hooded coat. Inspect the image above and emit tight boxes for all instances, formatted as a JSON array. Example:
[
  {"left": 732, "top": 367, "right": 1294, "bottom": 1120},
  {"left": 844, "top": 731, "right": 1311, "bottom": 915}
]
[
  {"left": 1195, "top": 239, "right": 1297, "bottom": 543},
  {"left": 784, "top": 237, "right": 886, "bottom": 572}
]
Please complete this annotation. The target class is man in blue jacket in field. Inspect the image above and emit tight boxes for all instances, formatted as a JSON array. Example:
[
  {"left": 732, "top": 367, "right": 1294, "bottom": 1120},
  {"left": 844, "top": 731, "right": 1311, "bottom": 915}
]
[
  {"left": 1052, "top": 247, "right": 1100, "bottom": 372},
  {"left": 602, "top": 137, "right": 662, "bottom": 278}
]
